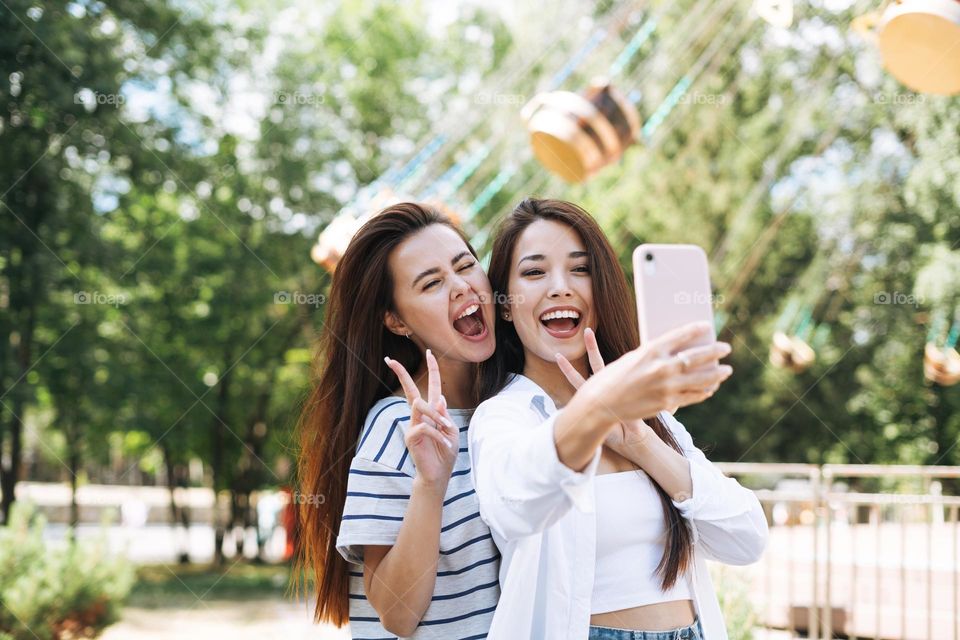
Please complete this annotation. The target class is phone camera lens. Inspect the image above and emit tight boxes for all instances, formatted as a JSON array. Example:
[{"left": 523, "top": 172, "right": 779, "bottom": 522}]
[{"left": 645, "top": 253, "right": 653, "bottom": 262}]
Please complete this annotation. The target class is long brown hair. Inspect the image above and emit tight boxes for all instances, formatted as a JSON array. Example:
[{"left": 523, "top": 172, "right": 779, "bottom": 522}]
[
  {"left": 294, "top": 202, "right": 477, "bottom": 625},
  {"left": 479, "top": 197, "right": 693, "bottom": 589}
]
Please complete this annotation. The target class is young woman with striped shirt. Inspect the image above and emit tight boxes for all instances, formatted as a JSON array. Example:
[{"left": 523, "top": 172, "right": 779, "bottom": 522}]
[{"left": 296, "top": 203, "right": 501, "bottom": 639}]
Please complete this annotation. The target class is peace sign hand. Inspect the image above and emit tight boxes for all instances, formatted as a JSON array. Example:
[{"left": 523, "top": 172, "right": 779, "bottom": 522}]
[
  {"left": 554, "top": 322, "right": 732, "bottom": 431},
  {"left": 555, "top": 328, "right": 656, "bottom": 455},
  {"left": 384, "top": 349, "right": 459, "bottom": 488}
]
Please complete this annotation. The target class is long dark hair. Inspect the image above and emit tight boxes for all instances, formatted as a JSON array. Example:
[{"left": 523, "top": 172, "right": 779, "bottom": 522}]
[
  {"left": 294, "top": 202, "right": 477, "bottom": 625},
  {"left": 479, "top": 197, "right": 693, "bottom": 590}
]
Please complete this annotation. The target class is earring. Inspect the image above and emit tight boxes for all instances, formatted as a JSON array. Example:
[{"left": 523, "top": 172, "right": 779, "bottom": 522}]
[
  {"left": 404, "top": 331, "right": 412, "bottom": 339},
  {"left": 502, "top": 311, "right": 511, "bottom": 321}
]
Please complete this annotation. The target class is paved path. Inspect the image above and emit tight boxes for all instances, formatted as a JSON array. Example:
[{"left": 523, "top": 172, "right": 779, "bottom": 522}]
[{"left": 102, "top": 598, "right": 350, "bottom": 640}]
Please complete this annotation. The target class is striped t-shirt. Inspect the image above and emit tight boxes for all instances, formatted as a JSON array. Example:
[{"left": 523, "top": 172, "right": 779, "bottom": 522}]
[{"left": 336, "top": 396, "right": 500, "bottom": 640}]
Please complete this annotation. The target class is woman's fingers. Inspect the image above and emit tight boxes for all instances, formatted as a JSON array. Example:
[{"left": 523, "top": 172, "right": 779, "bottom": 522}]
[
  {"left": 556, "top": 328, "right": 605, "bottom": 389},
  {"left": 673, "top": 364, "right": 733, "bottom": 393},
  {"left": 674, "top": 341, "right": 732, "bottom": 369},
  {"left": 425, "top": 349, "right": 442, "bottom": 408},
  {"left": 674, "top": 386, "right": 721, "bottom": 409},
  {"left": 437, "top": 419, "right": 459, "bottom": 445},
  {"left": 384, "top": 357, "right": 421, "bottom": 405},
  {"left": 413, "top": 397, "right": 455, "bottom": 430},
  {"left": 555, "top": 353, "right": 587, "bottom": 389},
  {"left": 648, "top": 321, "right": 713, "bottom": 356},
  {"left": 405, "top": 422, "right": 453, "bottom": 450},
  {"left": 584, "top": 328, "right": 606, "bottom": 374}
]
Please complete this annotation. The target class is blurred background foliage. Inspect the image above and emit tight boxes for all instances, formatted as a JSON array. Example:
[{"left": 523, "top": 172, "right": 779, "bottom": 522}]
[{"left": 2, "top": 0, "right": 960, "bottom": 560}]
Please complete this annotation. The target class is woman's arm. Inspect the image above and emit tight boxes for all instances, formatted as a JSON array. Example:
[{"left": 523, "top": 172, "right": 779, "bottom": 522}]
[
  {"left": 471, "top": 324, "right": 731, "bottom": 540},
  {"left": 617, "top": 412, "right": 769, "bottom": 565},
  {"left": 362, "top": 477, "right": 447, "bottom": 637},
  {"left": 618, "top": 429, "right": 693, "bottom": 502},
  {"left": 360, "top": 351, "right": 459, "bottom": 635},
  {"left": 553, "top": 324, "right": 733, "bottom": 471},
  {"left": 552, "top": 382, "right": 623, "bottom": 471},
  {"left": 470, "top": 396, "right": 603, "bottom": 540},
  {"left": 554, "top": 326, "right": 764, "bottom": 563}
]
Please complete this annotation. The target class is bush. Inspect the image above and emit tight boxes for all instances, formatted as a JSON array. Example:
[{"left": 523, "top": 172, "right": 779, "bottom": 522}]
[
  {"left": 710, "top": 563, "right": 759, "bottom": 640},
  {"left": 0, "top": 502, "right": 134, "bottom": 640}
]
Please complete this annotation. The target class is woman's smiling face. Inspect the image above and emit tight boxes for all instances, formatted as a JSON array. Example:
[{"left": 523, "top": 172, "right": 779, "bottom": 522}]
[
  {"left": 386, "top": 223, "right": 496, "bottom": 363},
  {"left": 505, "top": 218, "right": 595, "bottom": 367}
]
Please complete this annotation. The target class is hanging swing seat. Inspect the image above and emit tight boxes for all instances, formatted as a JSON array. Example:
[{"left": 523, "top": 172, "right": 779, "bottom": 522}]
[
  {"left": 310, "top": 188, "right": 445, "bottom": 272},
  {"left": 923, "top": 342, "right": 960, "bottom": 385},
  {"left": 311, "top": 214, "right": 366, "bottom": 272},
  {"left": 876, "top": 0, "right": 960, "bottom": 95},
  {"left": 770, "top": 331, "right": 817, "bottom": 373},
  {"left": 522, "top": 80, "right": 641, "bottom": 183}
]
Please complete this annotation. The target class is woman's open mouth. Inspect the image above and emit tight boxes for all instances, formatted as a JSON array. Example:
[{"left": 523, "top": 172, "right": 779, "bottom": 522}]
[
  {"left": 539, "top": 308, "right": 582, "bottom": 339},
  {"left": 453, "top": 303, "right": 488, "bottom": 342}
]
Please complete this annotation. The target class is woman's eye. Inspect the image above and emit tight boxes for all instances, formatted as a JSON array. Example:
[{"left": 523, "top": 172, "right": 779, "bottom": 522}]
[
  {"left": 521, "top": 268, "right": 544, "bottom": 277},
  {"left": 573, "top": 264, "right": 590, "bottom": 273},
  {"left": 458, "top": 261, "right": 476, "bottom": 272},
  {"left": 423, "top": 280, "right": 440, "bottom": 290}
]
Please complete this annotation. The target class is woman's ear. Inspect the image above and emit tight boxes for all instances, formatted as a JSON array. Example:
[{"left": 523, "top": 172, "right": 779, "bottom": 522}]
[{"left": 384, "top": 311, "right": 410, "bottom": 337}]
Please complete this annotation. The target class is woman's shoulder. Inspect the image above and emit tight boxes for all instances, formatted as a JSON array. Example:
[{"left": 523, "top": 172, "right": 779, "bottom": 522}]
[
  {"left": 365, "top": 395, "right": 410, "bottom": 419},
  {"left": 476, "top": 373, "right": 527, "bottom": 407},
  {"left": 473, "top": 374, "right": 551, "bottom": 423},
  {"left": 354, "top": 396, "right": 411, "bottom": 461}
]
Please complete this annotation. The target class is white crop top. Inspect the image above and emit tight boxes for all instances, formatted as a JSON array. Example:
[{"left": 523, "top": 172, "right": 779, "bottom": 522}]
[{"left": 591, "top": 470, "right": 694, "bottom": 615}]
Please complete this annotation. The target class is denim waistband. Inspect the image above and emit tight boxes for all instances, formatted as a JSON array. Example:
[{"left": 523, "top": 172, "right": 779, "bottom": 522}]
[{"left": 587, "top": 616, "right": 703, "bottom": 640}]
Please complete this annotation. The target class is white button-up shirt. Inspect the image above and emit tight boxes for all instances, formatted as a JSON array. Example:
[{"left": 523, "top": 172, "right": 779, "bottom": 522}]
[{"left": 469, "top": 374, "right": 768, "bottom": 640}]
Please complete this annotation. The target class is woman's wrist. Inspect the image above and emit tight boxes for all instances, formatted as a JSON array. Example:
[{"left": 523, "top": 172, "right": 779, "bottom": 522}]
[
  {"left": 620, "top": 429, "right": 659, "bottom": 462},
  {"left": 412, "top": 476, "right": 449, "bottom": 502},
  {"left": 569, "top": 379, "right": 618, "bottom": 432}
]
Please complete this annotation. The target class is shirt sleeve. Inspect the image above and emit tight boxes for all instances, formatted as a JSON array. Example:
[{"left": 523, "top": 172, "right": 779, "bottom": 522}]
[
  {"left": 335, "top": 456, "right": 414, "bottom": 565},
  {"left": 469, "top": 395, "right": 601, "bottom": 541},
  {"left": 335, "top": 399, "right": 415, "bottom": 566},
  {"left": 660, "top": 411, "right": 769, "bottom": 565}
]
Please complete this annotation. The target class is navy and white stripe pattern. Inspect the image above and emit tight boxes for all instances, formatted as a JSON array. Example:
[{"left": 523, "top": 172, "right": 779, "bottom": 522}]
[{"left": 336, "top": 397, "right": 500, "bottom": 639}]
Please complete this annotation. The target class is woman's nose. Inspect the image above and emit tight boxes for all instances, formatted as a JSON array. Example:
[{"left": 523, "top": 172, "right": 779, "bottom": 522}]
[
  {"left": 547, "top": 272, "right": 573, "bottom": 298},
  {"left": 450, "top": 273, "right": 471, "bottom": 297}
]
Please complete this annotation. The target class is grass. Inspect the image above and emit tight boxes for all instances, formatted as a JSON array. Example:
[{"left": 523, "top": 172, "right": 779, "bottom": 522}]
[{"left": 127, "top": 562, "right": 297, "bottom": 608}]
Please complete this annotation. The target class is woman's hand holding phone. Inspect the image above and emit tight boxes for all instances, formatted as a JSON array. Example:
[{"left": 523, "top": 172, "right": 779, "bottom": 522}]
[
  {"left": 559, "top": 322, "right": 733, "bottom": 430},
  {"left": 555, "top": 328, "right": 656, "bottom": 455}
]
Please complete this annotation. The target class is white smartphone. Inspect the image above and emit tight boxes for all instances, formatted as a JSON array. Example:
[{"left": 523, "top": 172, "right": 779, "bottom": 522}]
[{"left": 633, "top": 244, "right": 717, "bottom": 349}]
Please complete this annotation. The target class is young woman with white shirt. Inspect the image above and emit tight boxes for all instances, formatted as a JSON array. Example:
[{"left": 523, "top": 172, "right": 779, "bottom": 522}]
[{"left": 469, "top": 198, "right": 769, "bottom": 639}]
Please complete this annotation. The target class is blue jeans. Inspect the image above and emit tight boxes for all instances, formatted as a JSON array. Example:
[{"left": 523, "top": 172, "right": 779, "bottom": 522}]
[{"left": 588, "top": 616, "right": 704, "bottom": 640}]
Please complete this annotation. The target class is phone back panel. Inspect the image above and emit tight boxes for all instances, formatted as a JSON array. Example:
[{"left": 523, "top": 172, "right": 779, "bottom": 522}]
[{"left": 633, "top": 244, "right": 716, "bottom": 347}]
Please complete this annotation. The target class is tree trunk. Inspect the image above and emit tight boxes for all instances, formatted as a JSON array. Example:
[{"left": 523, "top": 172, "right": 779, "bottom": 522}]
[
  {"left": 0, "top": 300, "right": 35, "bottom": 525},
  {"left": 69, "top": 440, "right": 80, "bottom": 530},
  {"left": 162, "top": 444, "right": 191, "bottom": 564},
  {"left": 210, "top": 349, "right": 233, "bottom": 566}
]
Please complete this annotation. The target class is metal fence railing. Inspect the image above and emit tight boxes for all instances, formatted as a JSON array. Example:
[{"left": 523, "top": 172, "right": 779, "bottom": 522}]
[{"left": 715, "top": 463, "right": 960, "bottom": 640}]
